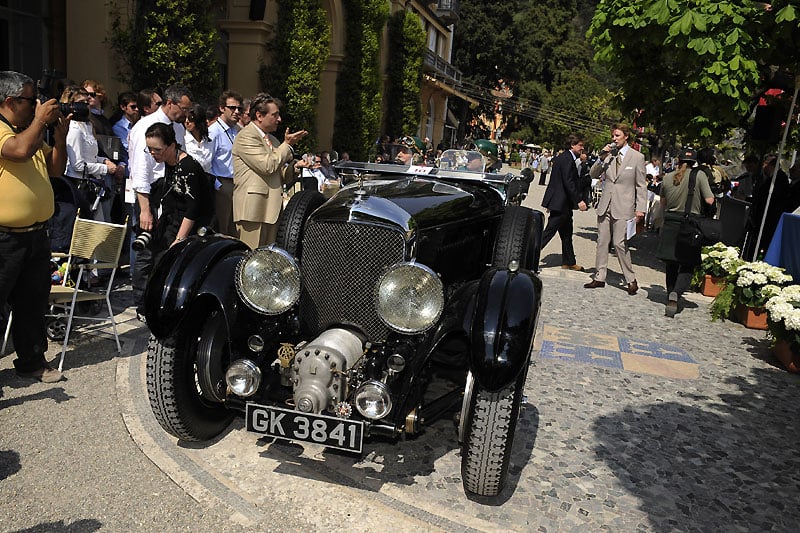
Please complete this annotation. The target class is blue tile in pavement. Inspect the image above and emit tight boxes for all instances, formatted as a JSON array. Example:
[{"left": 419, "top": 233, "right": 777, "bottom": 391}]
[
  {"left": 539, "top": 339, "right": 623, "bottom": 369},
  {"left": 538, "top": 325, "right": 698, "bottom": 379},
  {"left": 618, "top": 336, "right": 695, "bottom": 363}
]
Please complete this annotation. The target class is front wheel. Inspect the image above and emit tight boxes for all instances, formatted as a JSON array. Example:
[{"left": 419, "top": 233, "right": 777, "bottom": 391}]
[
  {"left": 146, "top": 309, "right": 234, "bottom": 441},
  {"left": 460, "top": 370, "right": 526, "bottom": 497}
]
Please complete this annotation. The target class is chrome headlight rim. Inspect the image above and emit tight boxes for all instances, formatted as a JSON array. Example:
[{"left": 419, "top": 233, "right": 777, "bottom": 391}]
[
  {"left": 354, "top": 380, "right": 393, "bottom": 420},
  {"left": 375, "top": 261, "right": 444, "bottom": 334},
  {"left": 235, "top": 245, "right": 301, "bottom": 315},
  {"left": 225, "top": 359, "right": 262, "bottom": 397}
]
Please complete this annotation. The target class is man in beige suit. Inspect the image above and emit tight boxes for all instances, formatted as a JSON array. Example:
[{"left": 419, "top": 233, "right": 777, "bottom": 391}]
[
  {"left": 232, "top": 93, "right": 307, "bottom": 249},
  {"left": 584, "top": 123, "right": 647, "bottom": 295}
]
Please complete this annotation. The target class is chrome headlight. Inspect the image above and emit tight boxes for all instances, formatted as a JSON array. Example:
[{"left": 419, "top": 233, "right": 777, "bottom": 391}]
[
  {"left": 236, "top": 246, "right": 300, "bottom": 315},
  {"left": 354, "top": 381, "right": 392, "bottom": 419},
  {"left": 376, "top": 262, "right": 444, "bottom": 333},
  {"left": 225, "top": 359, "right": 262, "bottom": 397}
]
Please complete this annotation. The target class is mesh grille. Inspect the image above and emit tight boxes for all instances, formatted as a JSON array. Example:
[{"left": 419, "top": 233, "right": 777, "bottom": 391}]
[{"left": 300, "top": 221, "right": 406, "bottom": 341}]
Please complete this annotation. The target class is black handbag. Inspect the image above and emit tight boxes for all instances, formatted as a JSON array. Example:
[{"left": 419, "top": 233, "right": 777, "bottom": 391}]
[{"left": 669, "top": 169, "right": 720, "bottom": 264}]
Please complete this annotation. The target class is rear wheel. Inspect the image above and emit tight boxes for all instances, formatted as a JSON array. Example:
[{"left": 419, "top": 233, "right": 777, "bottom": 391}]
[
  {"left": 146, "top": 309, "right": 234, "bottom": 441},
  {"left": 492, "top": 205, "right": 539, "bottom": 270},
  {"left": 460, "top": 370, "right": 526, "bottom": 497},
  {"left": 275, "top": 189, "right": 326, "bottom": 259}
]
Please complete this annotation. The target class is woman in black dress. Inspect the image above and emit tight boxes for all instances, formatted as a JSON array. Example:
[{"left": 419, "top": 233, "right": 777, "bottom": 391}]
[{"left": 143, "top": 122, "right": 214, "bottom": 260}]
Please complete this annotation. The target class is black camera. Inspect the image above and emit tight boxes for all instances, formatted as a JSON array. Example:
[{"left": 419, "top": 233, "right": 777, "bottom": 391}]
[
  {"left": 37, "top": 69, "right": 90, "bottom": 122},
  {"left": 132, "top": 231, "right": 152, "bottom": 251}
]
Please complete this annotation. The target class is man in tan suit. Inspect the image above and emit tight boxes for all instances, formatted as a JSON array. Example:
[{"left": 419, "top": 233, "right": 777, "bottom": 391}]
[
  {"left": 232, "top": 93, "right": 307, "bottom": 249},
  {"left": 584, "top": 123, "right": 647, "bottom": 295}
]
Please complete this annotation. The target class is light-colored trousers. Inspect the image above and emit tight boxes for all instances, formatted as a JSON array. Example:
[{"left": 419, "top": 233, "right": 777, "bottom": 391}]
[
  {"left": 236, "top": 220, "right": 278, "bottom": 250},
  {"left": 593, "top": 212, "right": 636, "bottom": 284}
]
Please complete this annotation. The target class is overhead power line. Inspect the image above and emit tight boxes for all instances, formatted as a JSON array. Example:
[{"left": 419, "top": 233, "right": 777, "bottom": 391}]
[{"left": 452, "top": 78, "right": 616, "bottom": 137}]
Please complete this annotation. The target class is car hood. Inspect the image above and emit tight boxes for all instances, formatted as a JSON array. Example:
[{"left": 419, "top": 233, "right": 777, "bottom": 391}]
[{"left": 311, "top": 176, "right": 503, "bottom": 232}]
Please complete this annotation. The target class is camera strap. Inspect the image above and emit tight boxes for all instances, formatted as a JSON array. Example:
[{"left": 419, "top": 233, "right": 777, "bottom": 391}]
[{"left": 0, "top": 112, "right": 23, "bottom": 134}]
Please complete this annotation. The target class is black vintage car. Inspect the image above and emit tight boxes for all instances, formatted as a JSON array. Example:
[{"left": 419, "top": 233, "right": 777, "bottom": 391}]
[{"left": 143, "top": 154, "right": 543, "bottom": 497}]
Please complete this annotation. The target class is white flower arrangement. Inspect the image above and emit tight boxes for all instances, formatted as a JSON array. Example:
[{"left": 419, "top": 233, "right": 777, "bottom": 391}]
[
  {"left": 710, "top": 260, "right": 794, "bottom": 320},
  {"left": 766, "top": 285, "right": 800, "bottom": 349},
  {"left": 698, "top": 243, "right": 742, "bottom": 278}
]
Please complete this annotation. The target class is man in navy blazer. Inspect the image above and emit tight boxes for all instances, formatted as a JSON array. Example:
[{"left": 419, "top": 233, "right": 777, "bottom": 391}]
[{"left": 540, "top": 134, "right": 588, "bottom": 270}]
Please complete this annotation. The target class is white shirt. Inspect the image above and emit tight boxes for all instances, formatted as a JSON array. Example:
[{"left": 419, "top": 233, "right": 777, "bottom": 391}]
[
  {"left": 183, "top": 131, "right": 214, "bottom": 173},
  {"left": 129, "top": 107, "right": 186, "bottom": 194},
  {"left": 65, "top": 120, "right": 106, "bottom": 179}
]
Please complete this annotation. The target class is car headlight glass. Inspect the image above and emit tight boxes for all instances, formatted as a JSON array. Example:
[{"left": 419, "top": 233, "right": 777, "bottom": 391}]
[
  {"left": 354, "top": 381, "right": 392, "bottom": 419},
  {"left": 225, "top": 359, "right": 262, "bottom": 397},
  {"left": 376, "top": 262, "right": 444, "bottom": 333},
  {"left": 236, "top": 246, "right": 300, "bottom": 315}
]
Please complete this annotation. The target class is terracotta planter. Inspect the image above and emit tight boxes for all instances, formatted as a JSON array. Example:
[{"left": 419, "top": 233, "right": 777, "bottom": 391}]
[
  {"left": 701, "top": 275, "right": 725, "bottom": 297},
  {"left": 735, "top": 304, "right": 768, "bottom": 330},
  {"left": 772, "top": 339, "right": 800, "bottom": 373}
]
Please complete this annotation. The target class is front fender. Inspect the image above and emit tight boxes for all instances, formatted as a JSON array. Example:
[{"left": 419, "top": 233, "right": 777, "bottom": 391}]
[
  {"left": 468, "top": 267, "right": 542, "bottom": 391},
  {"left": 144, "top": 235, "right": 249, "bottom": 338}
]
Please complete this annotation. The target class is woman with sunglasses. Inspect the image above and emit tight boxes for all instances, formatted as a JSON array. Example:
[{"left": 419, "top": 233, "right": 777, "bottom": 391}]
[{"left": 143, "top": 122, "right": 214, "bottom": 259}]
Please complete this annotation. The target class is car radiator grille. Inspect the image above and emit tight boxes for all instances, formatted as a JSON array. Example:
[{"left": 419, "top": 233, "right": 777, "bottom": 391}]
[{"left": 300, "top": 221, "right": 406, "bottom": 341}]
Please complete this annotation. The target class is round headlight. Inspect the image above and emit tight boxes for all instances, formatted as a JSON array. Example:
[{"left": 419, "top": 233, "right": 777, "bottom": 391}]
[
  {"left": 354, "top": 381, "right": 392, "bottom": 420},
  {"left": 376, "top": 262, "right": 444, "bottom": 333},
  {"left": 236, "top": 246, "right": 300, "bottom": 315},
  {"left": 225, "top": 359, "right": 262, "bottom": 397}
]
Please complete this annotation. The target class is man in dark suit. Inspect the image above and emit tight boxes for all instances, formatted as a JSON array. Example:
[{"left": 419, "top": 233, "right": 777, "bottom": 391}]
[{"left": 540, "top": 134, "right": 588, "bottom": 270}]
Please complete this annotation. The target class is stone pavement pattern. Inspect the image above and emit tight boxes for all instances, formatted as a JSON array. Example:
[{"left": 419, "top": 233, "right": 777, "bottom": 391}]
[{"left": 1, "top": 170, "right": 799, "bottom": 531}]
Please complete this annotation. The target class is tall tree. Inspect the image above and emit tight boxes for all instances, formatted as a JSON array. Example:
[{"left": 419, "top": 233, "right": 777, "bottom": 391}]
[{"left": 589, "top": 0, "right": 800, "bottom": 143}]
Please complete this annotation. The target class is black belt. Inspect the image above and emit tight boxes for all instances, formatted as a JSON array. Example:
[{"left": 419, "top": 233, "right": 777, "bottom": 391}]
[{"left": 0, "top": 222, "right": 47, "bottom": 233}]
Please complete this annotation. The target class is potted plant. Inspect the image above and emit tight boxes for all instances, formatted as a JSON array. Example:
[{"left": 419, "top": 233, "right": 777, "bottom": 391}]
[
  {"left": 709, "top": 261, "right": 793, "bottom": 328},
  {"left": 692, "top": 243, "right": 742, "bottom": 297},
  {"left": 765, "top": 285, "right": 800, "bottom": 372}
]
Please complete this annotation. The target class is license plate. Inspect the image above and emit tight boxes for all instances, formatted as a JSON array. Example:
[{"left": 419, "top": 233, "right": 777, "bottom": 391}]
[{"left": 246, "top": 403, "right": 364, "bottom": 453}]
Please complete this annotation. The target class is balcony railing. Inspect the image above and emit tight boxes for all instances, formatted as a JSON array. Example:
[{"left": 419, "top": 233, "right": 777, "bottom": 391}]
[
  {"left": 423, "top": 49, "right": 462, "bottom": 84},
  {"left": 436, "top": 0, "right": 459, "bottom": 24}
]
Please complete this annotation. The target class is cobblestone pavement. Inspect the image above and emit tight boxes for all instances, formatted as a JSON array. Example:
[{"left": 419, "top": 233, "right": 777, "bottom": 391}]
[{"left": 2, "top": 170, "right": 799, "bottom": 532}]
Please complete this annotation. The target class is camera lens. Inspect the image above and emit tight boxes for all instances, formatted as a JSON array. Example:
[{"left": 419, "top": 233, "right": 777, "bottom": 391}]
[{"left": 132, "top": 231, "right": 152, "bottom": 251}]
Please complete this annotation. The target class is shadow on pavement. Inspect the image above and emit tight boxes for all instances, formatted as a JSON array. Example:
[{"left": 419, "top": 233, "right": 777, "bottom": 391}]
[
  {"left": 592, "top": 366, "right": 800, "bottom": 531},
  {"left": 11, "top": 519, "right": 102, "bottom": 532},
  {"left": 243, "top": 401, "right": 539, "bottom": 504}
]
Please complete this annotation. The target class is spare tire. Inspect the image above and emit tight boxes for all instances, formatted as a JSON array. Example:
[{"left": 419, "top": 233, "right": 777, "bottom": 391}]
[
  {"left": 492, "top": 205, "right": 543, "bottom": 270},
  {"left": 275, "top": 190, "right": 327, "bottom": 259}
]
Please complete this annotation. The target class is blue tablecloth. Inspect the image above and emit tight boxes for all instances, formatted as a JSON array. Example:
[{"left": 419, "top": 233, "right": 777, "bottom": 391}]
[{"left": 765, "top": 212, "right": 800, "bottom": 282}]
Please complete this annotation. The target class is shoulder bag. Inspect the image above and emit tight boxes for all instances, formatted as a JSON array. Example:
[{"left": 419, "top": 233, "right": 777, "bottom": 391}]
[{"left": 675, "top": 169, "right": 722, "bottom": 251}]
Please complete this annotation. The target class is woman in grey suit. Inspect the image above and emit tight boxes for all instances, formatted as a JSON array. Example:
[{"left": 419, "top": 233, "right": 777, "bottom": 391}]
[{"left": 584, "top": 123, "right": 647, "bottom": 295}]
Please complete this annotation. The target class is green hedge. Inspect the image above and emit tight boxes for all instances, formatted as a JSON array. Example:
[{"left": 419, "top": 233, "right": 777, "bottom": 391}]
[
  {"left": 109, "top": 0, "right": 221, "bottom": 102},
  {"left": 332, "top": 0, "right": 389, "bottom": 160},
  {"left": 385, "top": 10, "right": 425, "bottom": 139},
  {"left": 259, "top": 0, "right": 330, "bottom": 155}
]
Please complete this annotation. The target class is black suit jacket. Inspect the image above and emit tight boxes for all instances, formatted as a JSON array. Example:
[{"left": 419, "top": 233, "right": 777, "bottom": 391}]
[{"left": 542, "top": 150, "right": 581, "bottom": 212}]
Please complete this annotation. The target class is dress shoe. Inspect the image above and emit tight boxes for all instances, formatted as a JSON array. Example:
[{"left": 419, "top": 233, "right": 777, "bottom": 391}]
[
  {"left": 665, "top": 291, "right": 678, "bottom": 318},
  {"left": 584, "top": 279, "right": 605, "bottom": 289},
  {"left": 561, "top": 264, "right": 584, "bottom": 271},
  {"left": 17, "top": 365, "right": 63, "bottom": 383},
  {"left": 627, "top": 280, "right": 639, "bottom": 295}
]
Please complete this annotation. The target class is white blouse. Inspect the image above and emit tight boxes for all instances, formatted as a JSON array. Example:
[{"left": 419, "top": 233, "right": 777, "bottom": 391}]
[
  {"left": 183, "top": 131, "right": 214, "bottom": 173},
  {"left": 65, "top": 120, "right": 107, "bottom": 179}
]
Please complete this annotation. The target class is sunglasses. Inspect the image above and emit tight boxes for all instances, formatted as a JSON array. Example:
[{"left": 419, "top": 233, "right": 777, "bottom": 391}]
[
  {"left": 86, "top": 92, "right": 97, "bottom": 98},
  {"left": 15, "top": 96, "right": 37, "bottom": 105},
  {"left": 225, "top": 105, "right": 244, "bottom": 112}
]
